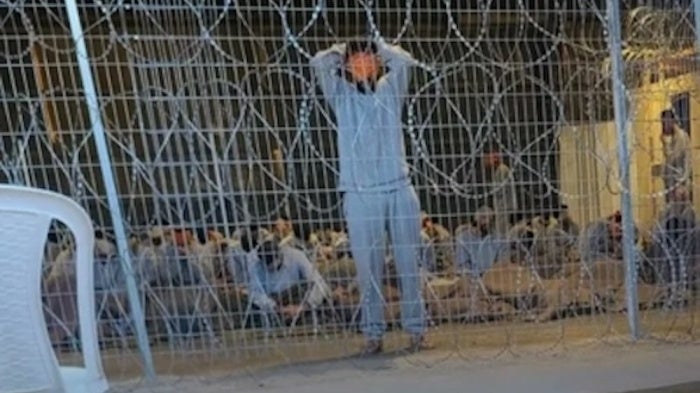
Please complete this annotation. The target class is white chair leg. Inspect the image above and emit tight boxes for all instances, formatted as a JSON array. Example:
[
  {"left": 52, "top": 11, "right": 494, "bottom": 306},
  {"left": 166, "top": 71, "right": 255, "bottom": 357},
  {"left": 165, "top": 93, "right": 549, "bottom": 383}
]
[{"left": 43, "top": 304, "right": 80, "bottom": 351}]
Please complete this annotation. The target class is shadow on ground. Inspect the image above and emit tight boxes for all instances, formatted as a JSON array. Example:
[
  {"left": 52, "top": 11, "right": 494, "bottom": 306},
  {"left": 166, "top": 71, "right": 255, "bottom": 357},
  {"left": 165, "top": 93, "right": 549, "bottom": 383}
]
[{"left": 619, "top": 382, "right": 700, "bottom": 393}]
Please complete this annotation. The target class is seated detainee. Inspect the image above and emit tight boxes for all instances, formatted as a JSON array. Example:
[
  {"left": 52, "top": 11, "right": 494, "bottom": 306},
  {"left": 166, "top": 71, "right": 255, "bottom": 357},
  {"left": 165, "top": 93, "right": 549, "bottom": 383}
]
[
  {"left": 527, "top": 215, "right": 578, "bottom": 279},
  {"left": 272, "top": 214, "right": 308, "bottom": 251},
  {"left": 317, "top": 235, "right": 355, "bottom": 287},
  {"left": 658, "top": 185, "right": 695, "bottom": 228},
  {"left": 422, "top": 212, "right": 451, "bottom": 241},
  {"left": 226, "top": 244, "right": 250, "bottom": 286},
  {"left": 420, "top": 231, "right": 438, "bottom": 273},
  {"left": 579, "top": 211, "right": 639, "bottom": 268},
  {"left": 247, "top": 238, "right": 330, "bottom": 321},
  {"left": 210, "top": 241, "right": 250, "bottom": 318},
  {"left": 308, "top": 233, "right": 360, "bottom": 324},
  {"left": 645, "top": 185, "right": 696, "bottom": 285},
  {"left": 214, "top": 230, "right": 260, "bottom": 325},
  {"left": 421, "top": 212, "right": 453, "bottom": 273},
  {"left": 454, "top": 206, "right": 509, "bottom": 276},
  {"left": 190, "top": 228, "right": 231, "bottom": 285},
  {"left": 555, "top": 204, "right": 580, "bottom": 243},
  {"left": 506, "top": 218, "right": 537, "bottom": 263},
  {"left": 312, "top": 229, "right": 350, "bottom": 263}
]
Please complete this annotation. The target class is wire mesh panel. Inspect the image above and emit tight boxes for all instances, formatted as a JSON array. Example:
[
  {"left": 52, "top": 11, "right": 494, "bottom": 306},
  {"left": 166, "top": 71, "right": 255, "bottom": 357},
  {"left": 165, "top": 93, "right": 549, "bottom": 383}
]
[
  {"left": 0, "top": 0, "right": 699, "bottom": 388},
  {"left": 619, "top": 3, "right": 700, "bottom": 342}
]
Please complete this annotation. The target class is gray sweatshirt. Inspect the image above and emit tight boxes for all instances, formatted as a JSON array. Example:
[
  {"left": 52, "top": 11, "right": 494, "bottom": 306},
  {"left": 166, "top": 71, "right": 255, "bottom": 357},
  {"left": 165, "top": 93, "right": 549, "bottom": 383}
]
[{"left": 310, "top": 42, "right": 417, "bottom": 192}]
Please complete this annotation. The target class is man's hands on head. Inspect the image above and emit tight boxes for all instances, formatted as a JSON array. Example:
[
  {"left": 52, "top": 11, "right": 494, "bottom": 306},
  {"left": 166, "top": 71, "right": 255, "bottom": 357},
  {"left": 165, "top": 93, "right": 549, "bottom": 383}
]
[
  {"left": 347, "top": 51, "right": 381, "bottom": 82},
  {"left": 314, "top": 38, "right": 413, "bottom": 71},
  {"left": 329, "top": 43, "right": 346, "bottom": 58},
  {"left": 340, "top": 38, "right": 385, "bottom": 84}
]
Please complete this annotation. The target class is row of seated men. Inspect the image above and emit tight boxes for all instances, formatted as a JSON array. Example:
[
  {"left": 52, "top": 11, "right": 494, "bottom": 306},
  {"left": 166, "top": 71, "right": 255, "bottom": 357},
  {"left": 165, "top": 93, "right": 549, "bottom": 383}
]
[
  {"left": 419, "top": 186, "right": 699, "bottom": 321},
  {"left": 40, "top": 186, "right": 700, "bottom": 348}
]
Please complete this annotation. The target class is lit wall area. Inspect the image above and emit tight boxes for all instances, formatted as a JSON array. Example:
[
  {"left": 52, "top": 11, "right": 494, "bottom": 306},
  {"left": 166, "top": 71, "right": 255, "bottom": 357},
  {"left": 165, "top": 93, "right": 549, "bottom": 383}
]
[
  {"left": 558, "top": 121, "right": 620, "bottom": 228},
  {"left": 559, "top": 72, "right": 700, "bottom": 231}
]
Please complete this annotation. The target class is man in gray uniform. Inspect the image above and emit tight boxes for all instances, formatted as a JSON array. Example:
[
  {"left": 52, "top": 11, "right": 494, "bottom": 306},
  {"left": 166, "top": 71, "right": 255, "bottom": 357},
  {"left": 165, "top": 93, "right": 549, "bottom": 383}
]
[
  {"left": 483, "top": 145, "right": 518, "bottom": 237},
  {"left": 661, "top": 109, "right": 691, "bottom": 200},
  {"left": 311, "top": 38, "right": 429, "bottom": 354}
]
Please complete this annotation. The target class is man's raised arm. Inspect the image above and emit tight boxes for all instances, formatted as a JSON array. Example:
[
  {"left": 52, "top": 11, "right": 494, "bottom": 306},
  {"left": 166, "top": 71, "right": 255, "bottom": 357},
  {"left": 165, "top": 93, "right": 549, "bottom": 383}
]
[
  {"left": 377, "top": 41, "right": 417, "bottom": 68},
  {"left": 376, "top": 40, "right": 417, "bottom": 97},
  {"left": 310, "top": 43, "right": 346, "bottom": 104}
]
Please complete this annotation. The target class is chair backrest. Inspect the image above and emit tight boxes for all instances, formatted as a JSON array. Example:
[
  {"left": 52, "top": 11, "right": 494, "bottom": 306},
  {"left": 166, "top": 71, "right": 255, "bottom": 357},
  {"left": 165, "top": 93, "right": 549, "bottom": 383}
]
[{"left": 0, "top": 185, "right": 105, "bottom": 393}]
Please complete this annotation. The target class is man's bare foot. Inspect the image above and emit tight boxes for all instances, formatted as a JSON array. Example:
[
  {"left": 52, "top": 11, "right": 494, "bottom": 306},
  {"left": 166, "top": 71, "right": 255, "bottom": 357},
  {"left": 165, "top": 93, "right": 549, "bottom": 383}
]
[
  {"left": 409, "top": 335, "right": 434, "bottom": 352},
  {"left": 361, "top": 339, "right": 383, "bottom": 355}
]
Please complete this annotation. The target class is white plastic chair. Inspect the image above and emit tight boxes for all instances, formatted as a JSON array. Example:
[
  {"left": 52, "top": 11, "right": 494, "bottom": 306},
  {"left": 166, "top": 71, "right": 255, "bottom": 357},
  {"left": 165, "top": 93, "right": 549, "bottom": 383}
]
[{"left": 0, "top": 185, "right": 109, "bottom": 393}]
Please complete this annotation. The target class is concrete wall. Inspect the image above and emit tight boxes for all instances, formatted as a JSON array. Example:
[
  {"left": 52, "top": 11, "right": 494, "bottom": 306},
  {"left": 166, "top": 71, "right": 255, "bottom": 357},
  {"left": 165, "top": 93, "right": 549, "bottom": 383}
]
[{"left": 559, "top": 72, "right": 700, "bottom": 230}]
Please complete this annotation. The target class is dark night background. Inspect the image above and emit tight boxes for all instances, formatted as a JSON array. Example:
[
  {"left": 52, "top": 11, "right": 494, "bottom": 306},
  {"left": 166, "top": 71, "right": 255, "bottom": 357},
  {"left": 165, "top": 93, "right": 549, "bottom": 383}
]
[{"left": 0, "top": 1, "right": 695, "bottom": 237}]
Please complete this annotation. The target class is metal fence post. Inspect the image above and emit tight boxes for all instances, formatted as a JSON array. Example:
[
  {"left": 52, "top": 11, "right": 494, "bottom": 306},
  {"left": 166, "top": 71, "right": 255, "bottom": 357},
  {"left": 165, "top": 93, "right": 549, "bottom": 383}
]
[
  {"left": 606, "top": 0, "right": 640, "bottom": 340},
  {"left": 64, "top": 0, "right": 156, "bottom": 380},
  {"left": 695, "top": 0, "right": 700, "bottom": 52}
]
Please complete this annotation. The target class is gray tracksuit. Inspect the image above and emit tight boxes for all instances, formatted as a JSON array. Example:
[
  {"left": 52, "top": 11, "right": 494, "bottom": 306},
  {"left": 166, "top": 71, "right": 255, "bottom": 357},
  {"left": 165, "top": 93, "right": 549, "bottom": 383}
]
[{"left": 310, "top": 42, "right": 426, "bottom": 339}]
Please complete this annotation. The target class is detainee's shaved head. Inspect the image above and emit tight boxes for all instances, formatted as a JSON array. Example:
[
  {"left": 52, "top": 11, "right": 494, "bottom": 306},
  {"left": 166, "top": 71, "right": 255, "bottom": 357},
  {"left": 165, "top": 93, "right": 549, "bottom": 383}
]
[{"left": 344, "top": 37, "right": 382, "bottom": 91}]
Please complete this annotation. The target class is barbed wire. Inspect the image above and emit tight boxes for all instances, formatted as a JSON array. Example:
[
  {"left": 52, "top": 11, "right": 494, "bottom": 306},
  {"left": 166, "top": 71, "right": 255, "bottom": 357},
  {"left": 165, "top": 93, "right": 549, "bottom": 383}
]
[
  {"left": 1, "top": 1, "right": 658, "bottom": 224},
  {"left": 1, "top": 1, "right": 699, "bottom": 391}
]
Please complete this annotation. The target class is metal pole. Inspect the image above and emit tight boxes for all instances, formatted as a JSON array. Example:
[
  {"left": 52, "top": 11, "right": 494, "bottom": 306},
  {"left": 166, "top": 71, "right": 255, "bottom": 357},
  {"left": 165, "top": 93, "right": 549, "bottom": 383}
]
[
  {"left": 18, "top": 140, "right": 32, "bottom": 187},
  {"left": 209, "top": 133, "right": 232, "bottom": 236},
  {"left": 606, "top": 0, "right": 640, "bottom": 340},
  {"left": 695, "top": 0, "right": 700, "bottom": 54},
  {"left": 64, "top": 0, "right": 156, "bottom": 379}
]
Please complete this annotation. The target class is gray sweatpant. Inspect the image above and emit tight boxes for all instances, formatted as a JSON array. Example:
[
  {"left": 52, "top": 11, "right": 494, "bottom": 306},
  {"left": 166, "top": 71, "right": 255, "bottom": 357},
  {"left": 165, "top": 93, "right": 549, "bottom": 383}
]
[{"left": 343, "top": 186, "right": 426, "bottom": 340}]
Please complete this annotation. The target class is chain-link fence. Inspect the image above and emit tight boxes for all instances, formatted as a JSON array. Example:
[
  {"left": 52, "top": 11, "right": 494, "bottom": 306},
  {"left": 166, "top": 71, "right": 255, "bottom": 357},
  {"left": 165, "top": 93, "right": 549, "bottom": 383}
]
[{"left": 1, "top": 0, "right": 699, "bottom": 390}]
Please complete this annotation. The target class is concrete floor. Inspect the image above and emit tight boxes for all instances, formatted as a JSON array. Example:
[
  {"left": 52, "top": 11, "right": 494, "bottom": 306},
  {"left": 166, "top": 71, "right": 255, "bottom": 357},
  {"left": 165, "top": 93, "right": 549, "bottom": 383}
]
[
  {"left": 100, "top": 309, "right": 700, "bottom": 393},
  {"left": 95, "top": 309, "right": 700, "bottom": 380},
  {"left": 111, "top": 341, "right": 700, "bottom": 393},
  {"left": 621, "top": 382, "right": 700, "bottom": 393}
]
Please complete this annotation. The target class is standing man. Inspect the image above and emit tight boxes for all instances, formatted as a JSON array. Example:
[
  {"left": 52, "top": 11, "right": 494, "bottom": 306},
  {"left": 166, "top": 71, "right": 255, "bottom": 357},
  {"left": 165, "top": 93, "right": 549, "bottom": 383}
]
[
  {"left": 454, "top": 206, "right": 506, "bottom": 277},
  {"left": 661, "top": 109, "right": 692, "bottom": 200},
  {"left": 310, "top": 37, "right": 430, "bottom": 354},
  {"left": 483, "top": 144, "right": 518, "bottom": 237}
]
